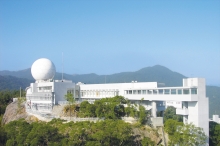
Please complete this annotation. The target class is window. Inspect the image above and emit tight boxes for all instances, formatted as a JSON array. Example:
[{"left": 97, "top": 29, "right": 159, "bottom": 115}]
[
  {"left": 171, "top": 89, "right": 176, "bottom": 94},
  {"left": 142, "top": 90, "right": 146, "bottom": 94},
  {"left": 147, "top": 90, "right": 152, "bottom": 94},
  {"left": 164, "top": 89, "right": 170, "bottom": 94},
  {"left": 158, "top": 89, "right": 163, "bottom": 94},
  {"left": 129, "top": 90, "right": 132, "bottom": 94},
  {"left": 67, "top": 89, "right": 74, "bottom": 94},
  {"left": 191, "top": 88, "right": 197, "bottom": 94},
  {"left": 133, "top": 90, "right": 137, "bottom": 94},
  {"left": 116, "top": 91, "right": 119, "bottom": 96},
  {"left": 183, "top": 89, "right": 189, "bottom": 94},
  {"left": 178, "top": 89, "right": 182, "bottom": 94},
  {"left": 138, "top": 90, "right": 141, "bottom": 94},
  {"left": 153, "top": 90, "right": 157, "bottom": 94}
]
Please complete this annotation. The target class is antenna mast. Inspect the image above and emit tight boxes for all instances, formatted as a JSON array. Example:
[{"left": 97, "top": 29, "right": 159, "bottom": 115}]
[{"left": 62, "top": 52, "right": 63, "bottom": 81}]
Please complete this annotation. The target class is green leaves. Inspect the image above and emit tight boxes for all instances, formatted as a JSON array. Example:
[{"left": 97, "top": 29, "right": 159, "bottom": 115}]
[
  {"left": 79, "top": 96, "right": 127, "bottom": 119},
  {"left": 138, "top": 105, "right": 147, "bottom": 124},
  {"left": 64, "top": 92, "right": 75, "bottom": 105},
  {"left": 163, "top": 106, "right": 183, "bottom": 123},
  {"left": 164, "top": 119, "right": 206, "bottom": 146},
  {"left": 4, "top": 119, "right": 33, "bottom": 146},
  {"left": 209, "top": 121, "right": 220, "bottom": 146},
  {"left": 2, "top": 117, "right": 158, "bottom": 146}
]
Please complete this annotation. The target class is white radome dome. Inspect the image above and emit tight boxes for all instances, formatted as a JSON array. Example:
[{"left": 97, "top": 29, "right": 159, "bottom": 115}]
[{"left": 31, "top": 58, "right": 56, "bottom": 80}]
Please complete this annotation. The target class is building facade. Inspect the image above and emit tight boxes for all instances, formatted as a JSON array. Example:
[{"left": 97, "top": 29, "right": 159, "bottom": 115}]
[{"left": 25, "top": 58, "right": 209, "bottom": 144}]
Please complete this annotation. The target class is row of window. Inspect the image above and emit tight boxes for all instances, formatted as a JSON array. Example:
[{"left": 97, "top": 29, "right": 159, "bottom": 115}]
[
  {"left": 67, "top": 89, "right": 79, "bottom": 97},
  {"left": 38, "top": 86, "right": 52, "bottom": 92},
  {"left": 125, "top": 88, "right": 197, "bottom": 95},
  {"left": 81, "top": 90, "right": 119, "bottom": 97},
  {"left": 27, "top": 96, "right": 52, "bottom": 100}
]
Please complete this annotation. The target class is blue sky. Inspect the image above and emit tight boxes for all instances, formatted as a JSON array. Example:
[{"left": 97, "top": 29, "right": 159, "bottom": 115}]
[{"left": 0, "top": 0, "right": 220, "bottom": 86}]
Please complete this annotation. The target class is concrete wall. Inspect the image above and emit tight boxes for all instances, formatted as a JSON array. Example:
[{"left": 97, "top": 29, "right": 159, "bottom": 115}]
[{"left": 53, "top": 81, "right": 75, "bottom": 104}]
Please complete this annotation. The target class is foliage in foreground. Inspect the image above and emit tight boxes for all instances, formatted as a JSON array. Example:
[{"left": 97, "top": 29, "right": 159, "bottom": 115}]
[
  {"left": 209, "top": 121, "right": 220, "bottom": 146},
  {"left": 0, "top": 90, "right": 25, "bottom": 115},
  {"left": 77, "top": 96, "right": 147, "bottom": 124},
  {"left": 0, "top": 118, "right": 155, "bottom": 146},
  {"left": 164, "top": 119, "right": 207, "bottom": 146},
  {"left": 163, "top": 106, "right": 183, "bottom": 123}
]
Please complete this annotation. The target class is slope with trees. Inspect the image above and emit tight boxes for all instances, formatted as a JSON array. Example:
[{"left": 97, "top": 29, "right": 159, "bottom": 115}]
[{"left": 0, "top": 118, "right": 157, "bottom": 146}]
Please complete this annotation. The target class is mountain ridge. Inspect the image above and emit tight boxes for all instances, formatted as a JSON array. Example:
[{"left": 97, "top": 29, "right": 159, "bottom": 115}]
[{"left": 0, "top": 65, "right": 186, "bottom": 86}]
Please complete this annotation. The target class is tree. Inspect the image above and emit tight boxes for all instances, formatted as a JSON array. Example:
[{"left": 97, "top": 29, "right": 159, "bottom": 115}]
[
  {"left": 141, "top": 137, "right": 155, "bottom": 146},
  {"left": 138, "top": 105, "right": 146, "bottom": 124},
  {"left": 0, "top": 115, "right": 6, "bottom": 146},
  {"left": 79, "top": 101, "right": 96, "bottom": 117},
  {"left": 164, "top": 119, "right": 183, "bottom": 145},
  {"left": 4, "top": 119, "right": 33, "bottom": 146},
  {"left": 209, "top": 121, "right": 220, "bottom": 146},
  {"left": 17, "top": 97, "right": 26, "bottom": 113},
  {"left": 165, "top": 119, "right": 206, "bottom": 146},
  {"left": 25, "top": 123, "right": 63, "bottom": 146},
  {"left": 163, "top": 106, "right": 183, "bottom": 123},
  {"left": 64, "top": 92, "right": 75, "bottom": 118},
  {"left": 93, "top": 96, "right": 127, "bottom": 119}
]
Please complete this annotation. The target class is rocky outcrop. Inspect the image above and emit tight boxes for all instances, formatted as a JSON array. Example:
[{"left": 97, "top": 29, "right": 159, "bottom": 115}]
[{"left": 2, "top": 101, "right": 38, "bottom": 124}]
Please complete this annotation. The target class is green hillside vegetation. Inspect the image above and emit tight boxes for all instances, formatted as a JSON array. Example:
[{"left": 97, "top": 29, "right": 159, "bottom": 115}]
[
  {"left": 0, "top": 95, "right": 212, "bottom": 146},
  {"left": 163, "top": 107, "right": 207, "bottom": 146},
  {"left": 0, "top": 75, "right": 32, "bottom": 90},
  {"left": 164, "top": 119, "right": 206, "bottom": 146},
  {"left": 209, "top": 121, "right": 220, "bottom": 146},
  {"left": 0, "top": 90, "right": 25, "bottom": 115},
  {"left": 0, "top": 96, "right": 156, "bottom": 146},
  {"left": 0, "top": 69, "right": 33, "bottom": 80},
  {"left": 163, "top": 106, "right": 183, "bottom": 123},
  {"left": 207, "top": 86, "right": 220, "bottom": 118},
  {"left": 0, "top": 117, "right": 157, "bottom": 146},
  {"left": 63, "top": 96, "right": 147, "bottom": 125}
]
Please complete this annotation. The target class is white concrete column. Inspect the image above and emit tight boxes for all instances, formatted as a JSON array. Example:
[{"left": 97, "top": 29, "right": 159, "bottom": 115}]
[
  {"left": 152, "top": 101, "right": 157, "bottom": 117},
  {"left": 182, "top": 102, "right": 188, "bottom": 124}
]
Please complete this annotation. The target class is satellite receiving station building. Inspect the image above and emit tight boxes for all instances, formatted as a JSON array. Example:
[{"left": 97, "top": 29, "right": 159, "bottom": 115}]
[{"left": 25, "top": 58, "right": 209, "bottom": 141}]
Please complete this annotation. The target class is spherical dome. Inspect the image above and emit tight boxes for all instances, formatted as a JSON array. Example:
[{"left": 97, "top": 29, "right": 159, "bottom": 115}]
[{"left": 31, "top": 58, "right": 56, "bottom": 80}]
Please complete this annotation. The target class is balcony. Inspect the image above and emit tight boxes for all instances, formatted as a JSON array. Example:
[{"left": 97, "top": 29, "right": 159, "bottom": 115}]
[{"left": 176, "top": 108, "right": 189, "bottom": 115}]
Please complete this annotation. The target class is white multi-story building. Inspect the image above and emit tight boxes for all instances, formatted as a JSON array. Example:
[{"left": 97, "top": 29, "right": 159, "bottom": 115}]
[{"left": 26, "top": 58, "right": 209, "bottom": 144}]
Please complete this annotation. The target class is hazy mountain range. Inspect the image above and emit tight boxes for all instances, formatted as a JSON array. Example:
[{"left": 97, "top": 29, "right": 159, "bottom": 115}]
[
  {"left": 0, "top": 65, "right": 219, "bottom": 117},
  {"left": 0, "top": 65, "right": 185, "bottom": 86}
]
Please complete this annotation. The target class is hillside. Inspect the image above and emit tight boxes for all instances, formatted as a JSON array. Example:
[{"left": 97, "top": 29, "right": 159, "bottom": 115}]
[
  {"left": 0, "top": 69, "right": 33, "bottom": 80},
  {"left": 69, "top": 65, "right": 185, "bottom": 86},
  {"left": 207, "top": 86, "right": 220, "bottom": 118},
  {"left": 0, "top": 75, "right": 33, "bottom": 90},
  {"left": 0, "top": 65, "right": 185, "bottom": 86}
]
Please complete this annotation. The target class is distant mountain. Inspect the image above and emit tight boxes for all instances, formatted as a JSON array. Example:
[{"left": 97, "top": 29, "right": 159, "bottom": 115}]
[
  {"left": 0, "top": 65, "right": 219, "bottom": 117},
  {"left": 54, "top": 65, "right": 185, "bottom": 86},
  {"left": 0, "top": 75, "right": 33, "bottom": 90},
  {"left": 0, "top": 65, "right": 186, "bottom": 86},
  {"left": 207, "top": 86, "right": 220, "bottom": 118},
  {"left": 0, "top": 68, "right": 34, "bottom": 80}
]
